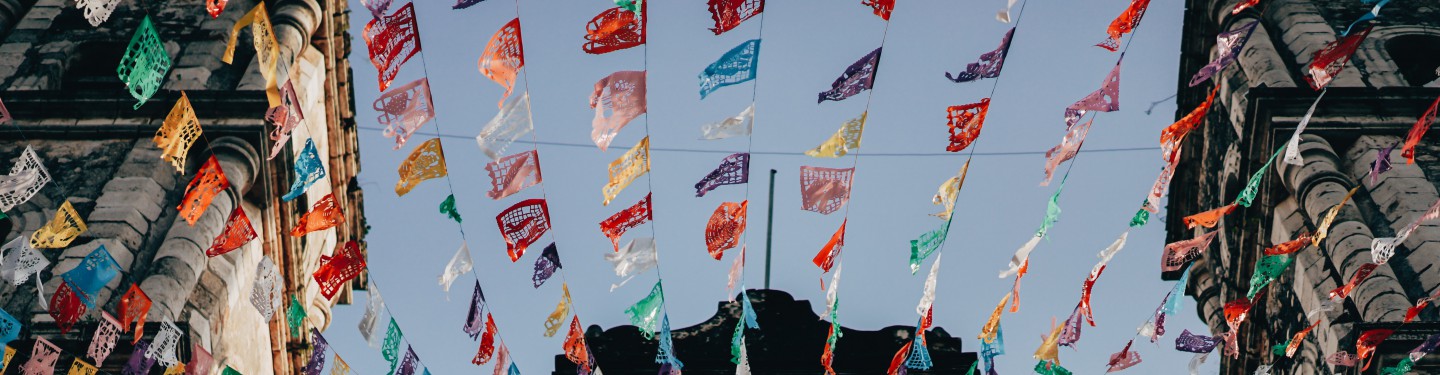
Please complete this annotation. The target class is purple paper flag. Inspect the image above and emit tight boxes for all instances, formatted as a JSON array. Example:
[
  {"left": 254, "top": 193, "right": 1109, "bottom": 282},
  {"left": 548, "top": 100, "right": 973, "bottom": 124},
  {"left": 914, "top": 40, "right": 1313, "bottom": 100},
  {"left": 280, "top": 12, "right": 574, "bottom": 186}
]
[
  {"left": 695, "top": 153, "right": 750, "bottom": 197},
  {"left": 818, "top": 47, "right": 882, "bottom": 103},
  {"left": 1188, "top": 21, "right": 1258, "bottom": 87},
  {"left": 464, "top": 281, "right": 487, "bottom": 339},
  {"left": 946, "top": 28, "right": 1014, "bottom": 83},
  {"left": 1175, "top": 329, "right": 1220, "bottom": 353},
  {"left": 533, "top": 243, "right": 562, "bottom": 288}
]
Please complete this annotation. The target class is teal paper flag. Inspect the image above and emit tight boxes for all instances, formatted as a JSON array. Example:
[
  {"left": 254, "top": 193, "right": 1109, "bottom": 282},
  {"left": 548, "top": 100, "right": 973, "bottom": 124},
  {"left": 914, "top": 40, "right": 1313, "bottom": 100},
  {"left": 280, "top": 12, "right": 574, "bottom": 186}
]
[
  {"left": 624, "top": 281, "right": 665, "bottom": 338},
  {"left": 699, "top": 39, "right": 761, "bottom": 99},
  {"left": 62, "top": 245, "right": 120, "bottom": 306},
  {"left": 282, "top": 139, "right": 327, "bottom": 201},
  {"left": 117, "top": 16, "right": 171, "bottom": 109},
  {"left": 1236, "top": 146, "right": 1284, "bottom": 208}
]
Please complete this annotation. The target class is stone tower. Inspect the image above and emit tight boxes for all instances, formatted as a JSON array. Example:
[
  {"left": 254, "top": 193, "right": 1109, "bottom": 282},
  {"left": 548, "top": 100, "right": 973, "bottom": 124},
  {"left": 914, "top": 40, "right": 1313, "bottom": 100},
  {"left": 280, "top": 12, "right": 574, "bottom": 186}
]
[
  {"left": 0, "top": 0, "right": 361, "bottom": 371},
  {"left": 1169, "top": 0, "right": 1439, "bottom": 373}
]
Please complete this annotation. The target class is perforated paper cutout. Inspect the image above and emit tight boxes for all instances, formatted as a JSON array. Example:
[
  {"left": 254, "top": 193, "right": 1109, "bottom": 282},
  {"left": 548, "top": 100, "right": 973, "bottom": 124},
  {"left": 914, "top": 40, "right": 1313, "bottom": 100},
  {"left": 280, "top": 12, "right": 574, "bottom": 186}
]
[
  {"left": 600, "top": 193, "right": 652, "bottom": 251},
  {"left": 624, "top": 282, "right": 665, "bottom": 338},
  {"left": 396, "top": 138, "right": 447, "bottom": 196},
  {"left": 696, "top": 153, "right": 749, "bottom": 197},
  {"left": 812, "top": 220, "right": 846, "bottom": 273},
  {"left": 146, "top": 321, "right": 182, "bottom": 367},
  {"left": 583, "top": 3, "right": 645, "bottom": 54},
  {"left": 31, "top": 200, "right": 86, "bottom": 249},
  {"left": 533, "top": 243, "right": 562, "bottom": 288},
  {"left": 207, "top": 207, "right": 256, "bottom": 257},
  {"left": 700, "top": 104, "right": 754, "bottom": 140},
  {"left": 1283, "top": 91, "right": 1327, "bottom": 166},
  {"left": 1402, "top": 95, "right": 1440, "bottom": 165},
  {"left": 485, "top": 150, "right": 542, "bottom": 200},
  {"left": 287, "top": 295, "right": 308, "bottom": 338},
  {"left": 705, "top": 201, "right": 748, "bottom": 260},
  {"left": 304, "top": 329, "right": 328, "bottom": 375},
  {"left": 76, "top": 0, "right": 121, "bottom": 26},
  {"left": 251, "top": 256, "right": 282, "bottom": 321},
  {"left": 363, "top": 3, "right": 421, "bottom": 91},
  {"left": 861, "top": 0, "right": 893, "bottom": 20},
  {"left": 800, "top": 166, "right": 853, "bottom": 215},
  {"left": 62, "top": 245, "right": 120, "bottom": 304},
  {"left": 360, "top": 281, "right": 386, "bottom": 346},
  {"left": 1, "top": 237, "right": 47, "bottom": 286},
  {"left": 1189, "top": 21, "right": 1258, "bottom": 87},
  {"left": 179, "top": 156, "right": 229, "bottom": 226},
  {"left": 564, "top": 316, "right": 592, "bottom": 372},
  {"left": 464, "top": 280, "right": 487, "bottom": 339},
  {"left": 1162, "top": 231, "right": 1218, "bottom": 272},
  {"left": 473, "top": 314, "right": 495, "bottom": 364},
  {"left": 68, "top": 358, "right": 98, "bottom": 375},
  {"left": 1160, "top": 87, "right": 1218, "bottom": 163},
  {"left": 25, "top": 337, "right": 61, "bottom": 375},
  {"left": 707, "top": 0, "right": 763, "bottom": 35},
  {"left": 543, "top": 284, "right": 572, "bottom": 337},
  {"left": 0, "top": 146, "right": 50, "bottom": 212},
  {"left": 439, "top": 194, "right": 462, "bottom": 224},
  {"left": 118, "top": 17, "right": 170, "bottom": 109},
  {"left": 290, "top": 194, "right": 344, "bottom": 237},
  {"left": 590, "top": 72, "right": 647, "bottom": 151},
  {"left": 497, "top": 199, "right": 551, "bottom": 261},
  {"left": 49, "top": 281, "right": 87, "bottom": 334},
  {"left": 1042, "top": 119, "right": 1091, "bottom": 186},
  {"left": 1062, "top": 60, "right": 1122, "bottom": 128},
  {"left": 476, "top": 92, "right": 532, "bottom": 160},
  {"left": 313, "top": 241, "right": 366, "bottom": 299},
  {"left": 946, "top": 99, "right": 990, "bottom": 152},
  {"left": 818, "top": 48, "right": 881, "bottom": 103},
  {"left": 1182, "top": 204, "right": 1236, "bottom": 229},
  {"left": 602, "top": 137, "right": 650, "bottom": 205},
  {"left": 948, "top": 28, "right": 1013, "bottom": 83},
  {"left": 264, "top": 80, "right": 303, "bottom": 160},
  {"left": 805, "top": 113, "right": 866, "bottom": 158},
  {"left": 439, "top": 243, "right": 473, "bottom": 297},
  {"left": 206, "top": 0, "right": 227, "bottom": 18},
  {"left": 909, "top": 220, "right": 949, "bottom": 275},
  {"left": 1096, "top": 0, "right": 1152, "bottom": 51},
  {"left": 1305, "top": 26, "right": 1372, "bottom": 91},
  {"left": 88, "top": 312, "right": 121, "bottom": 366},
  {"left": 282, "top": 139, "right": 326, "bottom": 202},
  {"left": 606, "top": 237, "right": 657, "bottom": 291},
  {"left": 376, "top": 79, "right": 435, "bottom": 150},
  {"left": 479, "top": 19, "right": 526, "bottom": 108},
  {"left": 700, "top": 39, "right": 761, "bottom": 99},
  {"left": 222, "top": 3, "right": 280, "bottom": 103}
]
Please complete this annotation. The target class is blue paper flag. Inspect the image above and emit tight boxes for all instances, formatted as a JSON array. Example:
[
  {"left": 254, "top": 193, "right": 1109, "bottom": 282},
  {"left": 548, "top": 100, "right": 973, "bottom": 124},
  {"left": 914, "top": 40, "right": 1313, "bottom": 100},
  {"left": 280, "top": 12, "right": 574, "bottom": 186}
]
[
  {"left": 655, "top": 314, "right": 684, "bottom": 370},
  {"left": 699, "top": 39, "right": 761, "bottom": 99},
  {"left": 282, "top": 139, "right": 327, "bottom": 202},
  {"left": 63, "top": 245, "right": 121, "bottom": 306},
  {"left": 0, "top": 307, "right": 19, "bottom": 346}
]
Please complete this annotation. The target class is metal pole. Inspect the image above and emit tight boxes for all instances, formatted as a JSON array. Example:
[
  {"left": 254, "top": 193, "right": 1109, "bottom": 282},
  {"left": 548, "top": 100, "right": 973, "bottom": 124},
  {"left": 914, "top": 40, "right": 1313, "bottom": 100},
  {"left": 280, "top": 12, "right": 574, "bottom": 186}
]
[{"left": 765, "top": 169, "right": 776, "bottom": 289}]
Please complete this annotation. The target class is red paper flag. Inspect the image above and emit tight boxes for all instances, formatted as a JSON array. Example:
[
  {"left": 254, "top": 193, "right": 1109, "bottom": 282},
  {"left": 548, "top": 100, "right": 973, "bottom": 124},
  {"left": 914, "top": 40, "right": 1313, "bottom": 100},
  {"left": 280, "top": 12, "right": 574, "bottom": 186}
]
[
  {"left": 1356, "top": 328, "right": 1395, "bottom": 371},
  {"left": 1159, "top": 87, "right": 1218, "bottom": 163},
  {"left": 312, "top": 241, "right": 367, "bottom": 299},
  {"left": 1263, "top": 233, "right": 1312, "bottom": 255},
  {"left": 563, "top": 316, "right": 592, "bottom": 372},
  {"left": 707, "top": 0, "right": 763, "bottom": 35},
  {"left": 479, "top": 18, "right": 525, "bottom": 108},
  {"left": 473, "top": 314, "right": 498, "bottom": 365},
  {"left": 862, "top": 0, "right": 894, "bottom": 20},
  {"left": 497, "top": 199, "right": 551, "bottom": 262},
  {"left": 705, "top": 201, "right": 748, "bottom": 260},
  {"left": 49, "top": 281, "right": 88, "bottom": 334},
  {"left": 206, "top": 0, "right": 227, "bottom": 18},
  {"left": 1096, "top": 0, "right": 1153, "bottom": 51},
  {"left": 1330, "top": 263, "right": 1380, "bottom": 300},
  {"left": 178, "top": 156, "right": 230, "bottom": 226},
  {"left": 290, "top": 194, "right": 345, "bottom": 237},
  {"left": 1305, "top": 26, "right": 1372, "bottom": 91},
  {"left": 119, "top": 284, "right": 151, "bottom": 344},
  {"left": 583, "top": 2, "right": 646, "bottom": 54},
  {"left": 945, "top": 99, "right": 990, "bottom": 153},
  {"left": 1231, "top": 0, "right": 1259, "bottom": 14},
  {"left": 812, "top": 220, "right": 846, "bottom": 273},
  {"left": 600, "top": 193, "right": 652, "bottom": 252},
  {"left": 206, "top": 207, "right": 257, "bottom": 257},
  {"left": 1401, "top": 95, "right": 1440, "bottom": 164},
  {"left": 362, "top": 2, "right": 421, "bottom": 91}
]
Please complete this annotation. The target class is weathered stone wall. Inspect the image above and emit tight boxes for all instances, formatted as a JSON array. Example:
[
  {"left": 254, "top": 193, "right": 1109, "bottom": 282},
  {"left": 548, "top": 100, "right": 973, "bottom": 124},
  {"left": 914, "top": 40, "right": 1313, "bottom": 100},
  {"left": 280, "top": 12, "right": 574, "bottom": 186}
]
[
  {"left": 1173, "top": 0, "right": 1440, "bottom": 373},
  {"left": 0, "top": 0, "right": 360, "bottom": 370}
]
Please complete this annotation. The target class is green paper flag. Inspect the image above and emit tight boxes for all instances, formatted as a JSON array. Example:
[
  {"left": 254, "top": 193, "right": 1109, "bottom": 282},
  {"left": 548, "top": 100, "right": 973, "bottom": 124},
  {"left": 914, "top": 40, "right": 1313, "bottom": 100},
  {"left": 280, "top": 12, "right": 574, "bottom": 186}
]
[
  {"left": 1033, "top": 361, "right": 1072, "bottom": 375},
  {"left": 1272, "top": 342, "right": 1289, "bottom": 356},
  {"left": 222, "top": 366, "right": 242, "bottom": 375},
  {"left": 1130, "top": 199, "right": 1150, "bottom": 227},
  {"left": 1247, "top": 254, "right": 1293, "bottom": 299},
  {"left": 1235, "top": 145, "right": 1285, "bottom": 208},
  {"left": 1038, "top": 176, "right": 1067, "bottom": 238},
  {"left": 1382, "top": 356, "right": 1415, "bottom": 375},
  {"left": 381, "top": 318, "right": 403, "bottom": 374},
  {"left": 730, "top": 318, "right": 744, "bottom": 364},
  {"left": 615, "top": 0, "right": 641, "bottom": 14},
  {"left": 117, "top": 16, "right": 171, "bottom": 109},
  {"left": 624, "top": 281, "right": 665, "bottom": 339},
  {"left": 286, "top": 294, "right": 307, "bottom": 338},
  {"left": 439, "top": 194, "right": 462, "bottom": 223},
  {"left": 909, "top": 219, "right": 951, "bottom": 274}
]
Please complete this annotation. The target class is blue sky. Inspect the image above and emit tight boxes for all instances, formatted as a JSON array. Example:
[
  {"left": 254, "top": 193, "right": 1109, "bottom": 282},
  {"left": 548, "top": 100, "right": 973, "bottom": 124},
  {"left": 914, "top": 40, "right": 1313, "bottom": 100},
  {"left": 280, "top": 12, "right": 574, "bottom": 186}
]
[{"left": 326, "top": 0, "right": 1222, "bottom": 374}]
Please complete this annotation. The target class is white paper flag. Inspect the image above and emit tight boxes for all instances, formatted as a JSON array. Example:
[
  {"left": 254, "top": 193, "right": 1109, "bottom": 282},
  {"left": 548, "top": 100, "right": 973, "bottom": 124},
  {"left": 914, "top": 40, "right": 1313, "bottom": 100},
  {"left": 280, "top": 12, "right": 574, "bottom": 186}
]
[
  {"left": 359, "top": 280, "right": 385, "bottom": 347},
  {"left": 476, "top": 92, "right": 533, "bottom": 160},
  {"left": 823, "top": 264, "right": 842, "bottom": 321},
  {"left": 1283, "top": 90, "right": 1326, "bottom": 166},
  {"left": 1, "top": 237, "right": 48, "bottom": 285},
  {"left": 438, "top": 243, "right": 473, "bottom": 298},
  {"left": 999, "top": 234, "right": 1042, "bottom": 278},
  {"left": 146, "top": 320, "right": 182, "bottom": 366},
  {"left": 0, "top": 146, "right": 51, "bottom": 212},
  {"left": 916, "top": 253, "right": 941, "bottom": 316},
  {"left": 250, "top": 256, "right": 282, "bottom": 321},
  {"left": 727, "top": 246, "right": 745, "bottom": 302},
  {"left": 700, "top": 104, "right": 754, "bottom": 141},
  {"left": 606, "top": 237, "right": 657, "bottom": 291}
]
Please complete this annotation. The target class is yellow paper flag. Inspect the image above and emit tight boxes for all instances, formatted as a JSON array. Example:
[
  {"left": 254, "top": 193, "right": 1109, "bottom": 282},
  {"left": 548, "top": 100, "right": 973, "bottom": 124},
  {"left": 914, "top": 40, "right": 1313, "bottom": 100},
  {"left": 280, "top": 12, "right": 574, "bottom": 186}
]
[
  {"left": 602, "top": 137, "right": 651, "bottom": 205},
  {"left": 804, "top": 112, "right": 866, "bottom": 158},
  {"left": 222, "top": 3, "right": 282, "bottom": 105},
  {"left": 32, "top": 201, "right": 87, "bottom": 249},
  {"left": 396, "top": 138, "right": 448, "bottom": 196},
  {"left": 543, "top": 283, "right": 572, "bottom": 337},
  {"left": 154, "top": 92, "right": 202, "bottom": 173}
]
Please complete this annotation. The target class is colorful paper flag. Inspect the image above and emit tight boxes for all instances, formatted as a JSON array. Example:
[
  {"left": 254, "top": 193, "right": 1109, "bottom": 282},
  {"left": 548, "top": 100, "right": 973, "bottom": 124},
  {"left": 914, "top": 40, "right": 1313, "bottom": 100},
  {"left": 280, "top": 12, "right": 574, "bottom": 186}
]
[
  {"left": 222, "top": 3, "right": 280, "bottom": 104},
  {"left": 812, "top": 220, "right": 846, "bottom": 273},
  {"left": 600, "top": 193, "right": 653, "bottom": 251},
  {"left": 799, "top": 166, "right": 854, "bottom": 215},
  {"left": 699, "top": 39, "right": 761, "bottom": 99},
  {"left": 699, "top": 104, "right": 754, "bottom": 140},
  {"left": 1305, "top": 26, "right": 1372, "bottom": 90},
  {"left": 154, "top": 93, "right": 203, "bottom": 172},
  {"left": 281, "top": 139, "right": 327, "bottom": 202},
  {"left": 0, "top": 146, "right": 51, "bottom": 212},
  {"left": 818, "top": 47, "right": 882, "bottom": 103},
  {"left": 313, "top": 241, "right": 366, "bottom": 299},
  {"left": 396, "top": 138, "right": 447, "bottom": 196},
  {"left": 707, "top": 0, "right": 763, "bottom": 35},
  {"left": 206, "top": 207, "right": 256, "bottom": 257},
  {"left": 946, "top": 99, "right": 990, "bottom": 152},
  {"left": 497, "top": 199, "right": 551, "bottom": 261},
  {"left": 117, "top": 16, "right": 170, "bottom": 109},
  {"left": 362, "top": 2, "right": 422, "bottom": 91},
  {"left": 439, "top": 243, "right": 473, "bottom": 297},
  {"left": 602, "top": 137, "right": 651, "bottom": 205},
  {"left": 289, "top": 193, "right": 345, "bottom": 237},
  {"left": 533, "top": 243, "right": 562, "bottom": 288},
  {"left": 695, "top": 153, "right": 749, "bottom": 197},
  {"left": 479, "top": 18, "right": 525, "bottom": 108},
  {"left": 805, "top": 112, "right": 866, "bottom": 158},
  {"left": 1189, "top": 21, "right": 1258, "bottom": 87},
  {"left": 31, "top": 200, "right": 86, "bottom": 249},
  {"left": 705, "top": 201, "right": 748, "bottom": 260},
  {"left": 250, "top": 256, "right": 282, "bottom": 322},
  {"left": 590, "top": 71, "right": 648, "bottom": 151},
  {"left": 624, "top": 282, "right": 665, "bottom": 338},
  {"left": 1095, "top": 0, "right": 1152, "bottom": 51},
  {"left": 583, "top": 4, "right": 646, "bottom": 54},
  {"left": 486, "top": 150, "right": 542, "bottom": 200},
  {"left": 947, "top": 28, "right": 1013, "bottom": 83},
  {"left": 376, "top": 79, "right": 435, "bottom": 150},
  {"left": 178, "top": 156, "right": 229, "bottom": 226}
]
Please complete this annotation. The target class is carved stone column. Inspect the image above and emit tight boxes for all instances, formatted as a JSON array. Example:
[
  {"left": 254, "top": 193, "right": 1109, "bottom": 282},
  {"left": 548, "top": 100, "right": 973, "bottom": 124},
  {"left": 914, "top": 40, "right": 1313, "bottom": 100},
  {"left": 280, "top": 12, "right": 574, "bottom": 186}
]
[
  {"left": 138, "top": 137, "right": 260, "bottom": 321},
  {"left": 1278, "top": 134, "right": 1408, "bottom": 322}
]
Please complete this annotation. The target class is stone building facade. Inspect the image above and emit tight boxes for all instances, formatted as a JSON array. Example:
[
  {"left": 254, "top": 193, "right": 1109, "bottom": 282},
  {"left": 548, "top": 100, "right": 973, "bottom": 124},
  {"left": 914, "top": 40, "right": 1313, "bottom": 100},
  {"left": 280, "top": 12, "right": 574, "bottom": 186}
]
[
  {"left": 1169, "top": 0, "right": 1440, "bottom": 373},
  {"left": 0, "top": 0, "right": 362, "bottom": 371}
]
